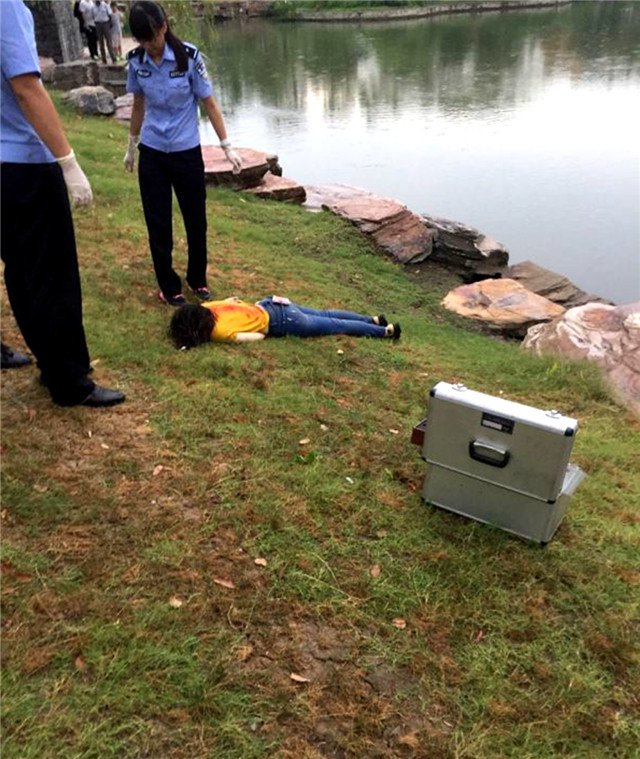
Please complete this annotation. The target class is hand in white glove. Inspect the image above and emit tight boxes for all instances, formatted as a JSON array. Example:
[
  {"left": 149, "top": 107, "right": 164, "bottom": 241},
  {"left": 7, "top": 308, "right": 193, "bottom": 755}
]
[
  {"left": 124, "top": 134, "right": 140, "bottom": 172},
  {"left": 220, "top": 139, "right": 242, "bottom": 174},
  {"left": 57, "top": 151, "right": 93, "bottom": 207}
]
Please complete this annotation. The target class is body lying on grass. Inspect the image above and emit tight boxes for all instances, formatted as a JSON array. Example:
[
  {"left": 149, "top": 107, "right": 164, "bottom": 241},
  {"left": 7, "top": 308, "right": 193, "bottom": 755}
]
[{"left": 169, "top": 295, "right": 401, "bottom": 348}]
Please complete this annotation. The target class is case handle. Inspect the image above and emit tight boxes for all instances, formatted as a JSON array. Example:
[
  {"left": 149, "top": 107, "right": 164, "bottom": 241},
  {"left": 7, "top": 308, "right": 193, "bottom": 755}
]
[{"left": 468, "top": 440, "right": 510, "bottom": 468}]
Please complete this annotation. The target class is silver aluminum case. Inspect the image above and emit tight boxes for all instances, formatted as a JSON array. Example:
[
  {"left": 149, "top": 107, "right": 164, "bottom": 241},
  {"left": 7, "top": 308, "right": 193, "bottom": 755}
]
[
  {"left": 421, "top": 462, "right": 585, "bottom": 543},
  {"left": 423, "top": 382, "right": 579, "bottom": 502}
]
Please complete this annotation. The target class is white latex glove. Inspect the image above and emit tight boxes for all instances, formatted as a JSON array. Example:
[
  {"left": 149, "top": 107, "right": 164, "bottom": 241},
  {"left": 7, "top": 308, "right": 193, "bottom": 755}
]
[
  {"left": 220, "top": 139, "right": 242, "bottom": 174},
  {"left": 124, "top": 134, "right": 140, "bottom": 172},
  {"left": 56, "top": 151, "right": 93, "bottom": 207}
]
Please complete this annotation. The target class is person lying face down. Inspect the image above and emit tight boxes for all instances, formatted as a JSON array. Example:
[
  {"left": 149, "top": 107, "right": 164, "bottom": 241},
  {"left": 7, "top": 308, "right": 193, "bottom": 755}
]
[{"left": 169, "top": 295, "right": 401, "bottom": 349}]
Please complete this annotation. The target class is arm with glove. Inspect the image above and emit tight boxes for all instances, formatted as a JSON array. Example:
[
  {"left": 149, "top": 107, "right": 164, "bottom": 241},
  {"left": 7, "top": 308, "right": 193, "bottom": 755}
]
[
  {"left": 8, "top": 74, "right": 92, "bottom": 207},
  {"left": 201, "top": 95, "right": 242, "bottom": 174},
  {"left": 124, "top": 93, "right": 144, "bottom": 172}
]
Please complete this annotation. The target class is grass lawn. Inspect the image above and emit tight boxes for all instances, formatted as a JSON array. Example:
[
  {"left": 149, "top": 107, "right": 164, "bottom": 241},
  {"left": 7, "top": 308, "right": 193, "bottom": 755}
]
[{"left": 1, "top": 101, "right": 639, "bottom": 759}]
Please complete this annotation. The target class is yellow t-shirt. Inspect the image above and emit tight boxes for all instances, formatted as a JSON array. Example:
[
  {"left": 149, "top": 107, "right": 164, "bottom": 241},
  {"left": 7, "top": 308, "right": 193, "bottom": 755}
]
[{"left": 204, "top": 300, "right": 270, "bottom": 342}]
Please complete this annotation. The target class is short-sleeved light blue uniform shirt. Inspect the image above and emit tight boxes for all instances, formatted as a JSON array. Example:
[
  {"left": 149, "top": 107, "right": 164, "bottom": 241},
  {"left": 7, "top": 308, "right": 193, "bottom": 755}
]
[
  {"left": 0, "top": 0, "right": 54, "bottom": 163},
  {"left": 126, "top": 42, "right": 214, "bottom": 153}
]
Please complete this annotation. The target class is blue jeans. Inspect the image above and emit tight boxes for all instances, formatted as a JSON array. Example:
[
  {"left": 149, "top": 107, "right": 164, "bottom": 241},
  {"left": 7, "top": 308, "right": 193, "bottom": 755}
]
[{"left": 258, "top": 298, "right": 387, "bottom": 338}]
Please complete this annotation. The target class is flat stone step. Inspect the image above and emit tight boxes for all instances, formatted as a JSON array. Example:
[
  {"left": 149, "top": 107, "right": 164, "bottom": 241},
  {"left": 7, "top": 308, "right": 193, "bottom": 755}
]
[
  {"left": 201, "top": 145, "right": 271, "bottom": 189},
  {"left": 243, "top": 172, "right": 306, "bottom": 204}
]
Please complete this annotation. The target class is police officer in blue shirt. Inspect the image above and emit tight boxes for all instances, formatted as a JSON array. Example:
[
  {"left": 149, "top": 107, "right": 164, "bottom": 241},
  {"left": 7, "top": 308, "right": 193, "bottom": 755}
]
[
  {"left": 124, "top": 0, "right": 242, "bottom": 307},
  {"left": 0, "top": 0, "right": 125, "bottom": 407}
]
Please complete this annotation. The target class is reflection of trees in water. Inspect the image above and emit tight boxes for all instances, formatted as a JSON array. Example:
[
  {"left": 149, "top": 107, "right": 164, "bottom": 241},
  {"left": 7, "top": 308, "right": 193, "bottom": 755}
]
[{"left": 202, "top": 1, "right": 640, "bottom": 120}]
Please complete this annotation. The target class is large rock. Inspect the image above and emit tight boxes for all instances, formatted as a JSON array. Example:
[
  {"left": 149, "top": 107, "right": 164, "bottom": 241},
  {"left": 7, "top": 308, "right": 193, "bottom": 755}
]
[
  {"left": 506, "top": 260, "right": 613, "bottom": 308},
  {"left": 421, "top": 215, "right": 509, "bottom": 277},
  {"left": 201, "top": 145, "right": 271, "bottom": 189},
  {"left": 114, "top": 93, "right": 133, "bottom": 122},
  {"left": 61, "top": 85, "right": 115, "bottom": 115},
  {"left": 243, "top": 172, "right": 306, "bottom": 204},
  {"left": 442, "top": 278, "right": 565, "bottom": 337},
  {"left": 307, "top": 185, "right": 434, "bottom": 264},
  {"left": 98, "top": 63, "right": 128, "bottom": 97},
  {"left": 523, "top": 302, "right": 640, "bottom": 415},
  {"left": 42, "top": 60, "right": 99, "bottom": 90}
]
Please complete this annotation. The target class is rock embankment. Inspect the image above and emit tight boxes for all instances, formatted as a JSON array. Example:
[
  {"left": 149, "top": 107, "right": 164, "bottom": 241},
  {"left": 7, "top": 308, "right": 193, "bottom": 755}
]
[
  {"left": 523, "top": 303, "right": 640, "bottom": 415},
  {"left": 278, "top": 0, "right": 571, "bottom": 22},
  {"left": 442, "top": 279, "right": 566, "bottom": 338}
]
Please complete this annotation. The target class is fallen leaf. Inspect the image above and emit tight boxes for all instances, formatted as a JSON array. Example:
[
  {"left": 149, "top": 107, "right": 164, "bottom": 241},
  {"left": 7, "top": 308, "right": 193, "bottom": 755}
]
[
  {"left": 235, "top": 644, "right": 254, "bottom": 662},
  {"left": 254, "top": 557, "right": 268, "bottom": 567},
  {"left": 152, "top": 464, "right": 164, "bottom": 476},
  {"left": 376, "top": 530, "right": 388, "bottom": 539},
  {"left": 298, "top": 438, "right": 310, "bottom": 445},
  {"left": 392, "top": 618, "right": 407, "bottom": 630},
  {"left": 398, "top": 733, "right": 420, "bottom": 749},
  {"left": 33, "top": 483, "right": 48, "bottom": 493},
  {"left": 370, "top": 564, "right": 381, "bottom": 578},
  {"left": 213, "top": 578, "right": 235, "bottom": 589},
  {"left": 168, "top": 595, "right": 183, "bottom": 608},
  {"left": 289, "top": 672, "right": 310, "bottom": 683},
  {"left": 74, "top": 655, "right": 87, "bottom": 671}
]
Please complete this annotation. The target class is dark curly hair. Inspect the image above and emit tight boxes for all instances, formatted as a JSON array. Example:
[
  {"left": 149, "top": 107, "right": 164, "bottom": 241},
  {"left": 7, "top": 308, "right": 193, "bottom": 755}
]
[{"left": 169, "top": 304, "right": 215, "bottom": 349}]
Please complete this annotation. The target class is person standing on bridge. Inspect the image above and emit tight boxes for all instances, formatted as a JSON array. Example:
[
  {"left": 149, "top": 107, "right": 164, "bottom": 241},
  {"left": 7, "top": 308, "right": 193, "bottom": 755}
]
[{"left": 123, "top": 0, "right": 242, "bottom": 307}]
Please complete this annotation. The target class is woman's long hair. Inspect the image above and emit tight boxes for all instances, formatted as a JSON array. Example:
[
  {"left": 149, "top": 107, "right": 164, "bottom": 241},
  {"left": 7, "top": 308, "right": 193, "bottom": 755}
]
[{"left": 129, "top": 1, "right": 188, "bottom": 72}]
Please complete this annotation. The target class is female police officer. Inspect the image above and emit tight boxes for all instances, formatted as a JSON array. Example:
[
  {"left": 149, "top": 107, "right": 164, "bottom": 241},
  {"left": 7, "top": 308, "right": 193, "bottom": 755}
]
[{"left": 123, "top": 1, "right": 242, "bottom": 306}]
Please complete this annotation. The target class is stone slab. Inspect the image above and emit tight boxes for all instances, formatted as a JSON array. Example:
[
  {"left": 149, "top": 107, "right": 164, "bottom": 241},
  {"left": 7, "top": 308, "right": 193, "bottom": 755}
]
[
  {"left": 243, "top": 172, "right": 306, "bottom": 204},
  {"left": 442, "top": 278, "right": 565, "bottom": 337},
  {"left": 506, "top": 260, "right": 614, "bottom": 308},
  {"left": 523, "top": 302, "right": 640, "bottom": 416},
  {"left": 201, "top": 145, "right": 270, "bottom": 189}
]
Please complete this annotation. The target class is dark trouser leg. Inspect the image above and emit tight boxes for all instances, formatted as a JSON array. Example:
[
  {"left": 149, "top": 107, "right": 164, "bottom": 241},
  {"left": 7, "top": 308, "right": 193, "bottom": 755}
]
[
  {"left": 0, "top": 163, "right": 94, "bottom": 404},
  {"left": 172, "top": 147, "right": 208, "bottom": 291},
  {"left": 85, "top": 25, "right": 98, "bottom": 58},
  {"left": 138, "top": 145, "right": 181, "bottom": 297},
  {"left": 95, "top": 21, "right": 116, "bottom": 63},
  {"left": 95, "top": 21, "right": 107, "bottom": 63}
]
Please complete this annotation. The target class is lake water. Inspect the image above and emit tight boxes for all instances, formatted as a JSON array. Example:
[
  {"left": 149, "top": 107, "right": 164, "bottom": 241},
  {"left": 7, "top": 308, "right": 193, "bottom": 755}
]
[{"left": 200, "top": 2, "right": 640, "bottom": 304}]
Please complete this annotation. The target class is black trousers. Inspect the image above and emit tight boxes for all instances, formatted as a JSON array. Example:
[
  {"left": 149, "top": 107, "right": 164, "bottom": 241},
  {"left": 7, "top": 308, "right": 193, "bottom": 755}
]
[
  {"left": 138, "top": 144, "right": 208, "bottom": 298},
  {"left": 84, "top": 25, "right": 98, "bottom": 58},
  {"left": 1, "top": 162, "right": 94, "bottom": 405}
]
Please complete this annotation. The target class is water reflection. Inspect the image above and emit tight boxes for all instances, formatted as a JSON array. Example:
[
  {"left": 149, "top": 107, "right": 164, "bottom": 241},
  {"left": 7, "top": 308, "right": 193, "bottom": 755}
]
[{"left": 200, "top": 2, "right": 640, "bottom": 302}]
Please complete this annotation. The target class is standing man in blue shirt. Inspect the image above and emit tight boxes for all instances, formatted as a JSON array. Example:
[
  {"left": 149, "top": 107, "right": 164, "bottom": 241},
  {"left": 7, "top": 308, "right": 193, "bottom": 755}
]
[
  {"left": 94, "top": 0, "right": 116, "bottom": 65},
  {"left": 0, "top": 0, "right": 125, "bottom": 407},
  {"left": 123, "top": 0, "right": 242, "bottom": 307}
]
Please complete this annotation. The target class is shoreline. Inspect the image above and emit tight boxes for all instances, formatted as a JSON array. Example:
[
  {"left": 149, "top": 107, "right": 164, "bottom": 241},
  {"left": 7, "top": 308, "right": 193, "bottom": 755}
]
[{"left": 265, "top": 0, "right": 572, "bottom": 23}]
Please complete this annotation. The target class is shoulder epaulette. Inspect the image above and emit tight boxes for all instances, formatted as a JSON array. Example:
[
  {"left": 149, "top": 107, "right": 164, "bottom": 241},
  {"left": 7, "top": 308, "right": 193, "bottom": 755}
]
[
  {"left": 127, "top": 46, "right": 144, "bottom": 62},
  {"left": 183, "top": 42, "right": 199, "bottom": 59}
]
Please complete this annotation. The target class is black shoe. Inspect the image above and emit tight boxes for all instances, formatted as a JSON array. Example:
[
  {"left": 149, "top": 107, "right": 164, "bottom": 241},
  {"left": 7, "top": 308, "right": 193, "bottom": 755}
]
[
  {"left": 80, "top": 386, "right": 126, "bottom": 407},
  {"left": 391, "top": 323, "right": 401, "bottom": 341},
  {"left": 190, "top": 286, "right": 212, "bottom": 302},
  {"left": 376, "top": 314, "right": 388, "bottom": 327},
  {"left": 1, "top": 343, "right": 32, "bottom": 369},
  {"left": 158, "top": 291, "right": 187, "bottom": 307}
]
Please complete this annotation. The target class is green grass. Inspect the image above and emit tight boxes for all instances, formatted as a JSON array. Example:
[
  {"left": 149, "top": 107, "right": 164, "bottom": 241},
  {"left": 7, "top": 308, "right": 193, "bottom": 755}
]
[{"left": 1, "top": 98, "right": 639, "bottom": 759}]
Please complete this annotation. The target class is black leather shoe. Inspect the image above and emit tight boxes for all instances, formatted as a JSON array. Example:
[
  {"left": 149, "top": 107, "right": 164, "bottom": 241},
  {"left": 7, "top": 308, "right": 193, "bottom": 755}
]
[
  {"left": 1, "top": 343, "right": 32, "bottom": 369},
  {"left": 80, "top": 385, "right": 126, "bottom": 407}
]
